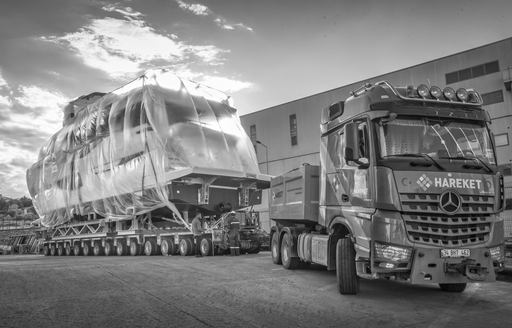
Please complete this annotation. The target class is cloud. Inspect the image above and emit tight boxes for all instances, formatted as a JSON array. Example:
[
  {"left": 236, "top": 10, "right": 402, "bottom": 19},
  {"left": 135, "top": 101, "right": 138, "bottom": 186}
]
[
  {"left": 175, "top": 0, "right": 210, "bottom": 16},
  {"left": 174, "top": 0, "right": 254, "bottom": 32},
  {"left": 0, "top": 85, "right": 67, "bottom": 197},
  {"left": 101, "top": 4, "right": 145, "bottom": 19},
  {"left": 42, "top": 5, "right": 230, "bottom": 79},
  {"left": 0, "top": 72, "right": 6, "bottom": 88},
  {"left": 199, "top": 76, "right": 252, "bottom": 93}
]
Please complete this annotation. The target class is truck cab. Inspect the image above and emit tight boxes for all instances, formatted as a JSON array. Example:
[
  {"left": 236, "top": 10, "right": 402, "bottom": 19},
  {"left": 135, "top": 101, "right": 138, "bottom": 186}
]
[{"left": 270, "top": 81, "right": 505, "bottom": 294}]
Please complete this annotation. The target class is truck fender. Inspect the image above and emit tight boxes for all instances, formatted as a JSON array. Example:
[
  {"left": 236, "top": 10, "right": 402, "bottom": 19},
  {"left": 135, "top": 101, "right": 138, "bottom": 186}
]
[{"left": 327, "top": 217, "right": 354, "bottom": 271}]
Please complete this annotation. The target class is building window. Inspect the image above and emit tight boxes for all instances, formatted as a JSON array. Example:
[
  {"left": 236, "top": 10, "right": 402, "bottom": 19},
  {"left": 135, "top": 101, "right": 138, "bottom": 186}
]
[
  {"left": 498, "top": 164, "right": 512, "bottom": 176},
  {"left": 289, "top": 114, "right": 298, "bottom": 146},
  {"left": 494, "top": 133, "right": 509, "bottom": 147},
  {"left": 445, "top": 60, "right": 500, "bottom": 84},
  {"left": 250, "top": 124, "right": 257, "bottom": 151},
  {"left": 481, "top": 90, "right": 504, "bottom": 106}
]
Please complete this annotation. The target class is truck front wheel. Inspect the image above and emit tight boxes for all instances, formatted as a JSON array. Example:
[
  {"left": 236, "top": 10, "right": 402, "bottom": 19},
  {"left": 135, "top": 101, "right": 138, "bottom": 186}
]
[
  {"left": 439, "top": 283, "right": 467, "bottom": 292},
  {"left": 336, "top": 238, "right": 359, "bottom": 295},
  {"left": 271, "top": 232, "right": 281, "bottom": 265},
  {"left": 281, "top": 233, "right": 299, "bottom": 270}
]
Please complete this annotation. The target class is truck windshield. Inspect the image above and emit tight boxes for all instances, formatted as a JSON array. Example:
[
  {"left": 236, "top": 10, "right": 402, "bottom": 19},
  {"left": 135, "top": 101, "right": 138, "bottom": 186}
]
[{"left": 377, "top": 117, "right": 496, "bottom": 165}]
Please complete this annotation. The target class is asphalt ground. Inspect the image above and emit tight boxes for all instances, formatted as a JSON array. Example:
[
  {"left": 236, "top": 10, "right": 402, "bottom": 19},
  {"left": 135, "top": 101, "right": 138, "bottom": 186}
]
[{"left": 1, "top": 253, "right": 512, "bottom": 328}]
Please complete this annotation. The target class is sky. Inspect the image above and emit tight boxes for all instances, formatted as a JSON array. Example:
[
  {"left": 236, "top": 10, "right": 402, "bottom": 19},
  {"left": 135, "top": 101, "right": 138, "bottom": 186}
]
[{"left": 1, "top": 0, "right": 512, "bottom": 198}]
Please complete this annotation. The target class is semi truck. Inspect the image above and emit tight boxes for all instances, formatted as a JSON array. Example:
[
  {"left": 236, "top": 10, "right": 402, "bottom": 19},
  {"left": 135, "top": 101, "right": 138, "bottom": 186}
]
[
  {"left": 269, "top": 81, "right": 505, "bottom": 294},
  {"left": 27, "top": 69, "right": 270, "bottom": 257}
]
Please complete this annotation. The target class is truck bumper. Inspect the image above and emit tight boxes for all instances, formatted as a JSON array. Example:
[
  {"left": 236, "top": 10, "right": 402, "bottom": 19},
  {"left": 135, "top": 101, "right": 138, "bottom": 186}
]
[{"left": 410, "top": 247, "right": 496, "bottom": 284}]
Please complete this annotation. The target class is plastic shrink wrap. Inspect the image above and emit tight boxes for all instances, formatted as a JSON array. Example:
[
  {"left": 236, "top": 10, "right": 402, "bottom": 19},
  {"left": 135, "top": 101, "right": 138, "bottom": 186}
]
[{"left": 26, "top": 70, "right": 268, "bottom": 228}]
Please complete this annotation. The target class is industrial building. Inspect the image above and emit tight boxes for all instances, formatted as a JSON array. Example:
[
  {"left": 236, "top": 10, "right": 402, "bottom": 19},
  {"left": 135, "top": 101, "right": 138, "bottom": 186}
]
[{"left": 240, "top": 37, "right": 512, "bottom": 229}]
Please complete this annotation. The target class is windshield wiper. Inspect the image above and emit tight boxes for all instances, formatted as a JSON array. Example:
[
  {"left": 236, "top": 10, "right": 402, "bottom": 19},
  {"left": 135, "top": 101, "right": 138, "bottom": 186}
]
[
  {"left": 439, "top": 155, "right": 493, "bottom": 173},
  {"left": 383, "top": 153, "right": 445, "bottom": 171}
]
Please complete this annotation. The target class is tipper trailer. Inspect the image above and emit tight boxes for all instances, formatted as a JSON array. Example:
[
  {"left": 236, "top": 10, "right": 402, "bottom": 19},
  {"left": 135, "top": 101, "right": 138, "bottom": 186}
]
[
  {"left": 269, "top": 81, "right": 505, "bottom": 294},
  {"left": 27, "top": 69, "right": 270, "bottom": 257}
]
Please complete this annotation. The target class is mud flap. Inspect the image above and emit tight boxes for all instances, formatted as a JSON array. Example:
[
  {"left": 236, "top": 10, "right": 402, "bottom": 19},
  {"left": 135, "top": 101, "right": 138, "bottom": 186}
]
[{"left": 444, "top": 259, "right": 489, "bottom": 281}]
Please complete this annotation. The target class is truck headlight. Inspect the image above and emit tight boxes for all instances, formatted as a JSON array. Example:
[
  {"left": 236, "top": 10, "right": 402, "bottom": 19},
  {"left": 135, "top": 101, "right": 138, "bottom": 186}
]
[
  {"left": 374, "top": 242, "right": 412, "bottom": 262},
  {"left": 489, "top": 245, "right": 504, "bottom": 261}
]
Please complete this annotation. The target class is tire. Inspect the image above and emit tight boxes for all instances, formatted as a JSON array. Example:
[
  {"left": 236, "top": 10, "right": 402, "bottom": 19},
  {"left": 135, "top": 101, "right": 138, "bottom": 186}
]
[
  {"left": 93, "top": 243, "right": 104, "bottom": 256},
  {"left": 130, "top": 241, "right": 141, "bottom": 256},
  {"left": 73, "top": 244, "right": 82, "bottom": 256},
  {"left": 43, "top": 245, "right": 50, "bottom": 256},
  {"left": 200, "top": 238, "right": 212, "bottom": 256},
  {"left": 179, "top": 239, "right": 192, "bottom": 256},
  {"left": 281, "top": 233, "right": 299, "bottom": 270},
  {"left": 144, "top": 240, "right": 157, "bottom": 256},
  {"left": 83, "top": 243, "right": 90, "bottom": 256},
  {"left": 65, "top": 244, "right": 72, "bottom": 256},
  {"left": 104, "top": 242, "right": 113, "bottom": 256},
  {"left": 271, "top": 232, "right": 281, "bottom": 265},
  {"left": 116, "top": 240, "right": 127, "bottom": 256},
  {"left": 336, "top": 238, "right": 359, "bottom": 295},
  {"left": 57, "top": 245, "right": 65, "bottom": 256},
  {"left": 439, "top": 283, "right": 467, "bottom": 293},
  {"left": 160, "top": 239, "right": 172, "bottom": 256},
  {"left": 50, "top": 245, "right": 56, "bottom": 256}
]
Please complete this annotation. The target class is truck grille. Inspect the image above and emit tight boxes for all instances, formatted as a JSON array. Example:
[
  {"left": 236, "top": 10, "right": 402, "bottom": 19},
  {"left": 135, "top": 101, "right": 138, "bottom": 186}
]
[{"left": 400, "top": 193, "right": 494, "bottom": 247}]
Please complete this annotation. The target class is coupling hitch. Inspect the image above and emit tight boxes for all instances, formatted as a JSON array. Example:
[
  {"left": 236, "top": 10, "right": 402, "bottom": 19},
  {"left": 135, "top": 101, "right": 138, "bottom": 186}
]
[{"left": 444, "top": 259, "right": 489, "bottom": 281}]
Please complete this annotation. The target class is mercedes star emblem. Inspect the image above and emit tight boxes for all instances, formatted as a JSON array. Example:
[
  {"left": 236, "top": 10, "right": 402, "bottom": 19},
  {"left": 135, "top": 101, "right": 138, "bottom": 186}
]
[{"left": 439, "top": 190, "right": 462, "bottom": 215}]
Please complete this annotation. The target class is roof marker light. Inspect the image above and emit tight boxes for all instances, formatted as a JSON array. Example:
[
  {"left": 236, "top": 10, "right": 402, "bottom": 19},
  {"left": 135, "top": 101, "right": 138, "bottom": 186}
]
[
  {"left": 429, "top": 86, "right": 442, "bottom": 99},
  {"left": 443, "top": 87, "right": 456, "bottom": 101},
  {"left": 417, "top": 84, "right": 430, "bottom": 98},
  {"left": 467, "top": 90, "right": 481, "bottom": 104},
  {"left": 456, "top": 88, "right": 468, "bottom": 102}
]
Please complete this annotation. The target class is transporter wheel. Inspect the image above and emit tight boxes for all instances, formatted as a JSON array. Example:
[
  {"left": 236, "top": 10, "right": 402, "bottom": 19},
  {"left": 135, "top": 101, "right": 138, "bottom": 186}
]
[
  {"left": 336, "top": 238, "right": 359, "bottom": 295},
  {"left": 93, "top": 243, "right": 104, "bottom": 256},
  {"left": 439, "top": 283, "right": 467, "bottom": 293},
  {"left": 271, "top": 232, "right": 281, "bottom": 265},
  {"left": 160, "top": 239, "right": 173, "bottom": 256},
  {"left": 73, "top": 244, "right": 82, "bottom": 256},
  {"left": 281, "top": 233, "right": 299, "bottom": 270},
  {"left": 116, "top": 240, "right": 127, "bottom": 256},
  {"left": 200, "top": 238, "right": 212, "bottom": 256},
  {"left": 43, "top": 245, "right": 50, "bottom": 256},
  {"left": 57, "top": 244, "right": 65, "bottom": 256},
  {"left": 144, "top": 239, "right": 157, "bottom": 256},
  {"left": 104, "top": 242, "right": 113, "bottom": 256},
  {"left": 179, "top": 239, "right": 192, "bottom": 256},
  {"left": 82, "top": 243, "right": 90, "bottom": 256},
  {"left": 65, "top": 244, "right": 72, "bottom": 256},
  {"left": 130, "top": 241, "right": 141, "bottom": 256},
  {"left": 50, "top": 245, "right": 56, "bottom": 256}
]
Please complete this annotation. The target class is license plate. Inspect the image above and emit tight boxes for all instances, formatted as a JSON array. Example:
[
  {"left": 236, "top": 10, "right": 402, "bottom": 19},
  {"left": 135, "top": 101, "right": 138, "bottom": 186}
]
[{"left": 440, "top": 248, "right": 470, "bottom": 258}]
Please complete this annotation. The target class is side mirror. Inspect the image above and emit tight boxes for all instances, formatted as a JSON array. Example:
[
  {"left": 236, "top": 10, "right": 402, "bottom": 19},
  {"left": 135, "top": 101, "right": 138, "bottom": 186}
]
[{"left": 344, "top": 122, "right": 368, "bottom": 166}]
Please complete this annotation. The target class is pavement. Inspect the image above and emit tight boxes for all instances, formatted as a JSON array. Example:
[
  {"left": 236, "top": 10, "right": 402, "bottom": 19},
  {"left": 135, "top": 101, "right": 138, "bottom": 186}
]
[{"left": 1, "top": 253, "right": 512, "bottom": 328}]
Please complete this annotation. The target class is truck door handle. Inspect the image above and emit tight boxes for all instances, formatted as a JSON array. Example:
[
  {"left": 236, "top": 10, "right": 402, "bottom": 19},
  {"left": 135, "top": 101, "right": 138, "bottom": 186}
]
[{"left": 342, "top": 194, "right": 349, "bottom": 202}]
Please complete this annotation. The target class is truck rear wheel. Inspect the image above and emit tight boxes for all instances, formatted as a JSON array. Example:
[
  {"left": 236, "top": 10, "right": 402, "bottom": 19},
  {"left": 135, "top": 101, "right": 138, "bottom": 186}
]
[
  {"left": 65, "top": 244, "right": 72, "bottom": 256},
  {"left": 57, "top": 244, "right": 65, "bottom": 256},
  {"left": 83, "top": 243, "right": 91, "bottom": 256},
  {"left": 281, "top": 233, "right": 299, "bottom": 270},
  {"left": 200, "top": 238, "right": 212, "bottom": 256},
  {"left": 144, "top": 240, "right": 157, "bottom": 256},
  {"left": 73, "top": 244, "right": 81, "bottom": 256},
  {"left": 336, "top": 238, "right": 359, "bottom": 295},
  {"left": 271, "top": 232, "right": 281, "bottom": 264},
  {"left": 93, "top": 243, "right": 104, "bottom": 256},
  {"left": 104, "top": 242, "right": 113, "bottom": 256},
  {"left": 50, "top": 245, "right": 56, "bottom": 256},
  {"left": 179, "top": 238, "right": 192, "bottom": 256},
  {"left": 130, "top": 241, "right": 141, "bottom": 256},
  {"left": 116, "top": 240, "right": 127, "bottom": 256},
  {"left": 43, "top": 245, "right": 50, "bottom": 256},
  {"left": 439, "top": 283, "right": 467, "bottom": 292}
]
